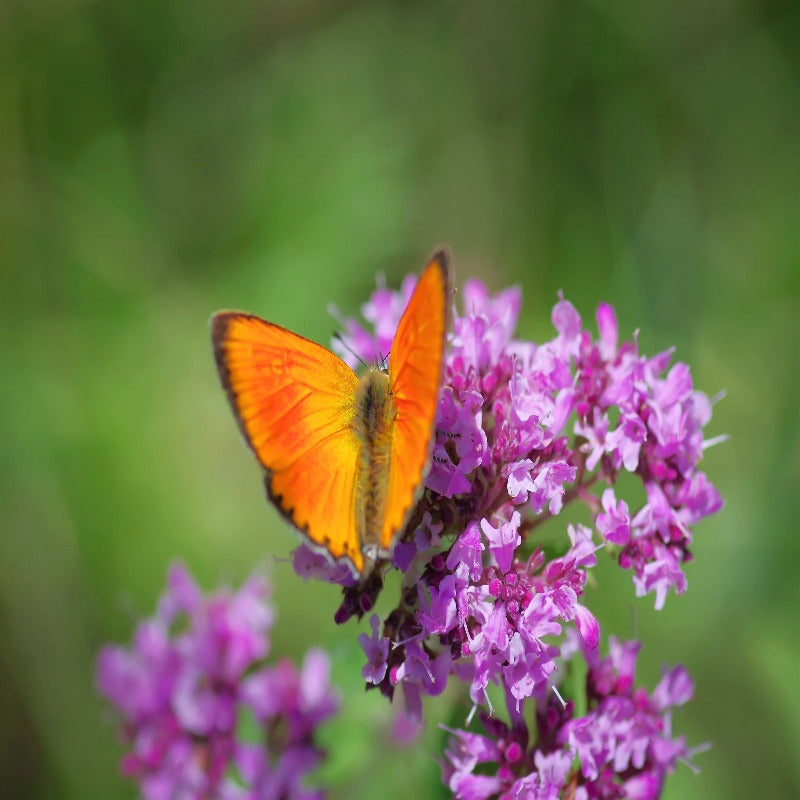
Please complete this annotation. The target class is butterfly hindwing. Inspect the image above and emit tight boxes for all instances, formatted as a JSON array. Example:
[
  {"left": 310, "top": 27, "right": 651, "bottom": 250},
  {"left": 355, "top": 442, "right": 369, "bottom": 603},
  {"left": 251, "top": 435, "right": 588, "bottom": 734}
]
[
  {"left": 211, "top": 313, "right": 365, "bottom": 571},
  {"left": 382, "top": 250, "right": 450, "bottom": 549}
]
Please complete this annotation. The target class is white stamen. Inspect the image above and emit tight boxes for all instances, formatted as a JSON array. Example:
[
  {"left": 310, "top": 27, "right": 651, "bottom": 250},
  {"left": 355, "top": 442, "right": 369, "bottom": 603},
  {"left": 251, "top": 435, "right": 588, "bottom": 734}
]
[
  {"left": 550, "top": 683, "right": 567, "bottom": 709},
  {"left": 703, "top": 434, "right": 729, "bottom": 450},
  {"left": 465, "top": 703, "right": 477, "bottom": 726},
  {"left": 483, "top": 687, "right": 495, "bottom": 717}
]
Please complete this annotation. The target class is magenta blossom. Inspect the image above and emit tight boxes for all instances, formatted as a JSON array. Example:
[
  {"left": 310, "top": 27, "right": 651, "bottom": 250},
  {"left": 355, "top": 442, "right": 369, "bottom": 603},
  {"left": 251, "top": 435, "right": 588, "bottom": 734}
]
[
  {"left": 290, "top": 267, "right": 722, "bottom": 797},
  {"left": 442, "top": 638, "right": 700, "bottom": 800},
  {"left": 96, "top": 563, "right": 339, "bottom": 800}
]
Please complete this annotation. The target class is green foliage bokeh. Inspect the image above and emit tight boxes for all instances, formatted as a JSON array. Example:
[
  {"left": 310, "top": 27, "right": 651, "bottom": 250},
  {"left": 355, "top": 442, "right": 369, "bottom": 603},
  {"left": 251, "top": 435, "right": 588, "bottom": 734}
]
[{"left": 0, "top": 2, "right": 797, "bottom": 798}]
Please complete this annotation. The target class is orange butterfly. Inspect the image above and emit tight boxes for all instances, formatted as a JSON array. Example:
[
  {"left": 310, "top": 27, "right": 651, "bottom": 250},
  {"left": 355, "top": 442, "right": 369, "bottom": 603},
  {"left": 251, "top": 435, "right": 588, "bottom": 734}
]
[{"left": 211, "top": 250, "right": 450, "bottom": 575}]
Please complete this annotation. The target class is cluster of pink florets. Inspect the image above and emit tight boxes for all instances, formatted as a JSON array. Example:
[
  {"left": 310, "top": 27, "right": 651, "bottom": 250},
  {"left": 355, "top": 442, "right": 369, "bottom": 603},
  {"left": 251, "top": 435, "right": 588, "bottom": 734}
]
[
  {"left": 97, "top": 564, "right": 338, "bottom": 800},
  {"left": 294, "top": 272, "right": 722, "bottom": 798}
]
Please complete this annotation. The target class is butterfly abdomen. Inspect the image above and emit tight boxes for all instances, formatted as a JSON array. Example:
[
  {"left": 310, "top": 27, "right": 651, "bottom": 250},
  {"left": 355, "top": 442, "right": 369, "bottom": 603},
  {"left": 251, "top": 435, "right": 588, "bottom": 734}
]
[{"left": 353, "top": 368, "right": 397, "bottom": 554}]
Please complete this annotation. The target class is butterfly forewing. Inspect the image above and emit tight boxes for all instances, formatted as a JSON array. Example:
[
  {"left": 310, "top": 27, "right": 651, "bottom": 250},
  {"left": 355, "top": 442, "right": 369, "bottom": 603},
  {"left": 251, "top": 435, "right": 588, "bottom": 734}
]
[
  {"left": 212, "top": 313, "right": 365, "bottom": 571},
  {"left": 381, "top": 251, "right": 450, "bottom": 549}
]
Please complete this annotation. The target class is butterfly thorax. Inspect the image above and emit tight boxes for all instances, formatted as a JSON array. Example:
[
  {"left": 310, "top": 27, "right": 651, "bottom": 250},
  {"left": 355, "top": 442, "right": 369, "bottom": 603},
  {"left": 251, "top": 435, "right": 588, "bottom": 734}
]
[{"left": 352, "top": 368, "right": 397, "bottom": 553}]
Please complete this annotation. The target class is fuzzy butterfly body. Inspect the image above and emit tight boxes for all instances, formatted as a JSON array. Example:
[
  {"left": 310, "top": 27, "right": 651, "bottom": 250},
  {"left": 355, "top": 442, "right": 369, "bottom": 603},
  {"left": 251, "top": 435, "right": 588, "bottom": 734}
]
[{"left": 211, "top": 251, "right": 450, "bottom": 575}]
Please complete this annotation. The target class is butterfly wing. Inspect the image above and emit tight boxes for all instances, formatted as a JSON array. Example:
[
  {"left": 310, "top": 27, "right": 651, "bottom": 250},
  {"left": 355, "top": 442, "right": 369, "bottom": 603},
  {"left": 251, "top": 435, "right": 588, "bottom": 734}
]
[
  {"left": 381, "top": 250, "right": 450, "bottom": 549},
  {"left": 211, "top": 313, "right": 366, "bottom": 572}
]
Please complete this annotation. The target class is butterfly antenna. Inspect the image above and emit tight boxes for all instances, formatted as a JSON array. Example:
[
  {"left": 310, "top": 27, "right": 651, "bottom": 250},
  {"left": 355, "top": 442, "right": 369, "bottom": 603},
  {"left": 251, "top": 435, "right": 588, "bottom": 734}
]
[{"left": 332, "top": 332, "right": 369, "bottom": 369}]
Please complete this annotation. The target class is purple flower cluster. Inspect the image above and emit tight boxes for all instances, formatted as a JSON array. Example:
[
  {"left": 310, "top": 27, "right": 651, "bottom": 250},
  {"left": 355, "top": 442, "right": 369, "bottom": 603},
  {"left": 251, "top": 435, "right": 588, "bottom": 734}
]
[
  {"left": 355, "top": 517, "right": 600, "bottom": 721},
  {"left": 443, "top": 637, "right": 699, "bottom": 800},
  {"left": 96, "top": 564, "right": 338, "bottom": 800},
  {"left": 295, "top": 269, "right": 722, "bottom": 796}
]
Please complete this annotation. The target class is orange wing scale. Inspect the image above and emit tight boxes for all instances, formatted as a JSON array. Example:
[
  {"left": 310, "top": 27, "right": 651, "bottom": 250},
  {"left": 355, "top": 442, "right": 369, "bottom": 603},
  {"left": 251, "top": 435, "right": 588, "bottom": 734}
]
[
  {"left": 382, "top": 252, "right": 450, "bottom": 549},
  {"left": 211, "top": 314, "right": 365, "bottom": 572}
]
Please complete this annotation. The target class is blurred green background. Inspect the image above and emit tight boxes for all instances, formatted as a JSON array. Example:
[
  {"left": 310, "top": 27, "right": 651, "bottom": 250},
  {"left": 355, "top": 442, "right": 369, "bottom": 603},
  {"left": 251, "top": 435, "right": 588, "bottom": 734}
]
[{"left": 1, "top": 1, "right": 797, "bottom": 798}]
